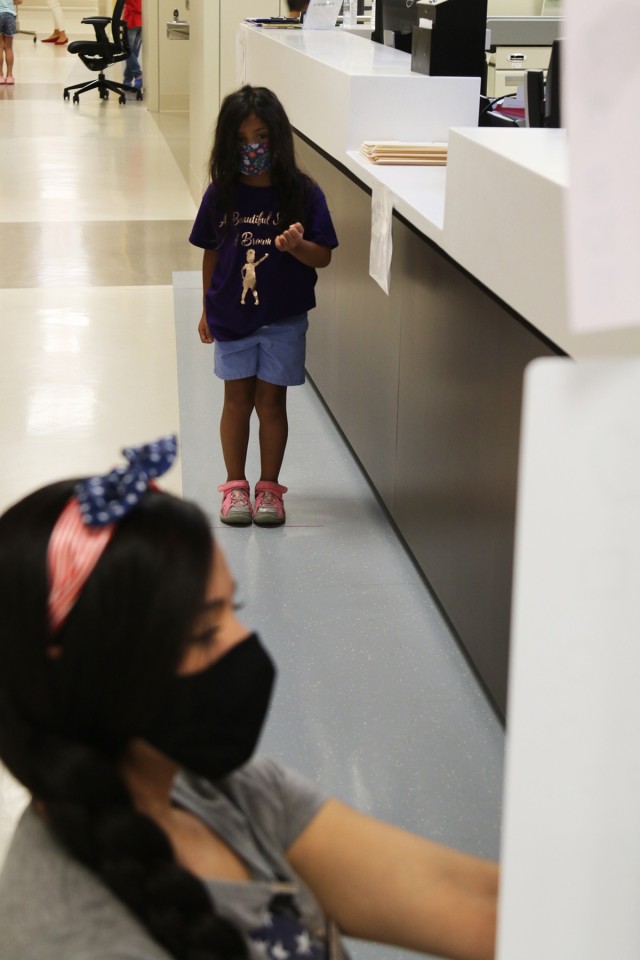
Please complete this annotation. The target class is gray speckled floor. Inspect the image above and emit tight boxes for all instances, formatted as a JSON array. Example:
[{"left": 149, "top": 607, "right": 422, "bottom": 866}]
[{"left": 174, "top": 272, "right": 505, "bottom": 960}]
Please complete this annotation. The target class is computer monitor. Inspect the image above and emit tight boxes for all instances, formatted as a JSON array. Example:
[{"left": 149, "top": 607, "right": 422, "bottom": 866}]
[
  {"left": 524, "top": 70, "right": 545, "bottom": 127},
  {"left": 544, "top": 37, "right": 562, "bottom": 127},
  {"left": 524, "top": 39, "right": 562, "bottom": 127}
]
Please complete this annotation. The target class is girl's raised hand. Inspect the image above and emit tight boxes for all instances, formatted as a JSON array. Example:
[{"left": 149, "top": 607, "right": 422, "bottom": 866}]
[{"left": 275, "top": 222, "right": 304, "bottom": 252}]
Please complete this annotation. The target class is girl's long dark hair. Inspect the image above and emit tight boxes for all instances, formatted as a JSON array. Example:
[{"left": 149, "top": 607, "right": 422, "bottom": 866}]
[
  {"left": 0, "top": 481, "right": 246, "bottom": 960},
  {"left": 209, "top": 85, "right": 313, "bottom": 237}
]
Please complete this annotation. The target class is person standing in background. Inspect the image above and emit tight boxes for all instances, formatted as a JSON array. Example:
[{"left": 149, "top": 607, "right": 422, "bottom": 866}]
[
  {"left": 41, "top": 0, "right": 67, "bottom": 44},
  {"left": 122, "top": 0, "right": 142, "bottom": 91},
  {"left": 286, "top": 0, "right": 309, "bottom": 17},
  {"left": 0, "top": 0, "right": 22, "bottom": 85}
]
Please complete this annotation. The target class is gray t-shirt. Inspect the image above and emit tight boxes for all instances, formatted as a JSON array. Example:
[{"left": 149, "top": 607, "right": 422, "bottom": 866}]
[{"left": 0, "top": 757, "right": 331, "bottom": 960}]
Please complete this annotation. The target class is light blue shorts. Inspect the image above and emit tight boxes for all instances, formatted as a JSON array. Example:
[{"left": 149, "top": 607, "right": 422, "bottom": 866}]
[{"left": 214, "top": 314, "right": 309, "bottom": 387}]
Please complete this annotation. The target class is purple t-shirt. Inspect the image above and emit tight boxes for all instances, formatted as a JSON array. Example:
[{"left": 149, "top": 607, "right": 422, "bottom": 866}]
[{"left": 189, "top": 180, "right": 339, "bottom": 341}]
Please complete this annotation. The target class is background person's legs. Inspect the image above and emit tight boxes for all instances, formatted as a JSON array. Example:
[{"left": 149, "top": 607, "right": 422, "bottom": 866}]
[
  {"left": 42, "top": 0, "right": 67, "bottom": 43},
  {"left": 124, "top": 26, "right": 142, "bottom": 86}
]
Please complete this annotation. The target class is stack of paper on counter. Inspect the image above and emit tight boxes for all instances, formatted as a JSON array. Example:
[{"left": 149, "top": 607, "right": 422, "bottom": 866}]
[{"left": 359, "top": 141, "right": 448, "bottom": 165}]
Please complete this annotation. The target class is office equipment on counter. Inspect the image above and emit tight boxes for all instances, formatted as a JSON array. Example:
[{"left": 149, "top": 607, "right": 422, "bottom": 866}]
[
  {"left": 543, "top": 38, "right": 562, "bottom": 127},
  {"left": 342, "top": 0, "right": 359, "bottom": 26},
  {"left": 410, "top": 0, "right": 450, "bottom": 74},
  {"left": 303, "top": 0, "right": 343, "bottom": 30},
  {"left": 418, "top": 0, "right": 488, "bottom": 78},
  {"left": 524, "top": 70, "right": 545, "bottom": 127},
  {"left": 247, "top": 22, "right": 303, "bottom": 29},
  {"left": 486, "top": 15, "right": 562, "bottom": 97},
  {"left": 522, "top": 38, "right": 562, "bottom": 128},
  {"left": 246, "top": 17, "right": 298, "bottom": 24},
  {"left": 377, "top": 0, "right": 488, "bottom": 80},
  {"left": 375, "top": 0, "right": 420, "bottom": 51},
  {"left": 360, "top": 141, "right": 448, "bottom": 165},
  {"left": 479, "top": 96, "right": 522, "bottom": 127}
]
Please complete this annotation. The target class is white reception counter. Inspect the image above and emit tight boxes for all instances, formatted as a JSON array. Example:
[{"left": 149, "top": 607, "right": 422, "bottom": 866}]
[{"left": 239, "top": 22, "right": 640, "bottom": 359}]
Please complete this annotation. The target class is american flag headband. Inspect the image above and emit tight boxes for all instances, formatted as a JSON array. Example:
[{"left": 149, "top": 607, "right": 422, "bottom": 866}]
[{"left": 47, "top": 436, "right": 178, "bottom": 635}]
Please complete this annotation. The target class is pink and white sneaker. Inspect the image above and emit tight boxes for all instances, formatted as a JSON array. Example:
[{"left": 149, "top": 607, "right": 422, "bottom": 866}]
[
  {"left": 218, "top": 480, "right": 252, "bottom": 526},
  {"left": 253, "top": 480, "right": 288, "bottom": 527}
]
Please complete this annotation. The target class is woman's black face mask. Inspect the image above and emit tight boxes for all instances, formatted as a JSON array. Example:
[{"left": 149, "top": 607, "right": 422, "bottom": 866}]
[{"left": 145, "top": 633, "right": 276, "bottom": 780}]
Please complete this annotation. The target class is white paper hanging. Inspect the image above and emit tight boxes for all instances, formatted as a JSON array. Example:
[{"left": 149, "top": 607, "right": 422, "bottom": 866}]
[{"left": 369, "top": 182, "right": 393, "bottom": 295}]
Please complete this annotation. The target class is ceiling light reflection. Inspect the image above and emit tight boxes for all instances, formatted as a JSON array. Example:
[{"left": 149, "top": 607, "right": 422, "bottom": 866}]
[
  {"left": 37, "top": 310, "right": 90, "bottom": 352},
  {"left": 36, "top": 309, "right": 91, "bottom": 328},
  {"left": 26, "top": 384, "right": 97, "bottom": 436},
  {"left": 40, "top": 187, "right": 79, "bottom": 201},
  {"left": 42, "top": 333, "right": 81, "bottom": 355}
]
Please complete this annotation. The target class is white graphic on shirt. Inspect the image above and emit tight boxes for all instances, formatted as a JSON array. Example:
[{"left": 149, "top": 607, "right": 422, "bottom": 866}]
[
  {"left": 240, "top": 248, "right": 269, "bottom": 305},
  {"left": 271, "top": 941, "right": 290, "bottom": 960},
  {"left": 295, "top": 931, "right": 313, "bottom": 955}
]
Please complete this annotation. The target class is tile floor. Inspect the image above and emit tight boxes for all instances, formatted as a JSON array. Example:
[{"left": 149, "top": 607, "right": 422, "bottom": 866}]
[
  {"left": 1, "top": 12, "right": 505, "bottom": 959},
  {"left": 0, "top": 5, "right": 199, "bottom": 857}
]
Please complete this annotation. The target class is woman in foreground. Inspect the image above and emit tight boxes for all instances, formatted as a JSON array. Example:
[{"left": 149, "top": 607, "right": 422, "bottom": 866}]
[{"left": 0, "top": 436, "right": 498, "bottom": 960}]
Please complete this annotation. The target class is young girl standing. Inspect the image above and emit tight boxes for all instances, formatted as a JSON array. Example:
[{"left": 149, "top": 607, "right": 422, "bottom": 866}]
[
  {"left": 0, "top": 0, "right": 22, "bottom": 84},
  {"left": 190, "top": 85, "right": 338, "bottom": 528}
]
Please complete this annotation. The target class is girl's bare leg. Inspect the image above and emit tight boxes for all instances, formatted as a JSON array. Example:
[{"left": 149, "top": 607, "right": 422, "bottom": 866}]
[
  {"left": 220, "top": 377, "right": 256, "bottom": 481},
  {"left": 254, "top": 381, "right": 288, "bottom": 482}
]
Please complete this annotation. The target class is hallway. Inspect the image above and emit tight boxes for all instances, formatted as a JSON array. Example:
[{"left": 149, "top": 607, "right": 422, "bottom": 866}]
[{"left": 0, "top": 12, "right": 504, "bottom": 959}]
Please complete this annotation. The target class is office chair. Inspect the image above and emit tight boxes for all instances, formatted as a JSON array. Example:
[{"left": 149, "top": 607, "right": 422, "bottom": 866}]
[{"left": 63, "top": 0, "right": 142, "bottom": 105}]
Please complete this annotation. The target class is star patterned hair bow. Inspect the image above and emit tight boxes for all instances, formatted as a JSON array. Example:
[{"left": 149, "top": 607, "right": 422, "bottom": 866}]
[
  {"left": 74, "top": 435, "right": 178, "bottom": 527},
  {"left": 47, "top": 435, "right": 178, "bottom": 634}
]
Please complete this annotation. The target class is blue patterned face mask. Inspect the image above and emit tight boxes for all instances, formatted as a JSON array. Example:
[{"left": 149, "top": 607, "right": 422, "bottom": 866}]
[{"left": 239, "top": 141, "right": 271, "bottom": 177}]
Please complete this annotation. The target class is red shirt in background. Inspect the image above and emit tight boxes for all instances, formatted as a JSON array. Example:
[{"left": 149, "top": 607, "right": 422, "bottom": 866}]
[{"left": 123, "top": 0, "right": 142, "bottom": 29}]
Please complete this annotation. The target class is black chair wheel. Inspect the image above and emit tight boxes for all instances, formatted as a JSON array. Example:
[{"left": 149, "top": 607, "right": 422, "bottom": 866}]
[
  {"left": 100, "top": 90, "right": 109, "bottom": 100},
  {"left": 63, "top": 90, "right": 70, "bottom": 100},
  {"left": 73, "top": 94, "right": 79, "bottom": 104},
  {"left": 119, "top": 95, "right": 126, "bottom": 104},
  {"left": 136, "top": 91, "right": 143, "bottom": 101}
]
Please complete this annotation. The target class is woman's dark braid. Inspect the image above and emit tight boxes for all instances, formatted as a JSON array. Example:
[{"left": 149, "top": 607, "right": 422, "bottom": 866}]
[
  {"left": 0, "top": 481, "right": 248, "bottom": 960},
  {"left": 0, "top": 710, "right": 246, "bottom": 960}
]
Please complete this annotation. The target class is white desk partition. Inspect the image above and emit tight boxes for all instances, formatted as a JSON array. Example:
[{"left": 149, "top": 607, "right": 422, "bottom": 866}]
[
  {"left": 498, "top": 357, "right": 640, "bottom": 960},
  {"left": 239, "top": 24, "right": 479, "bottom": 156}
]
